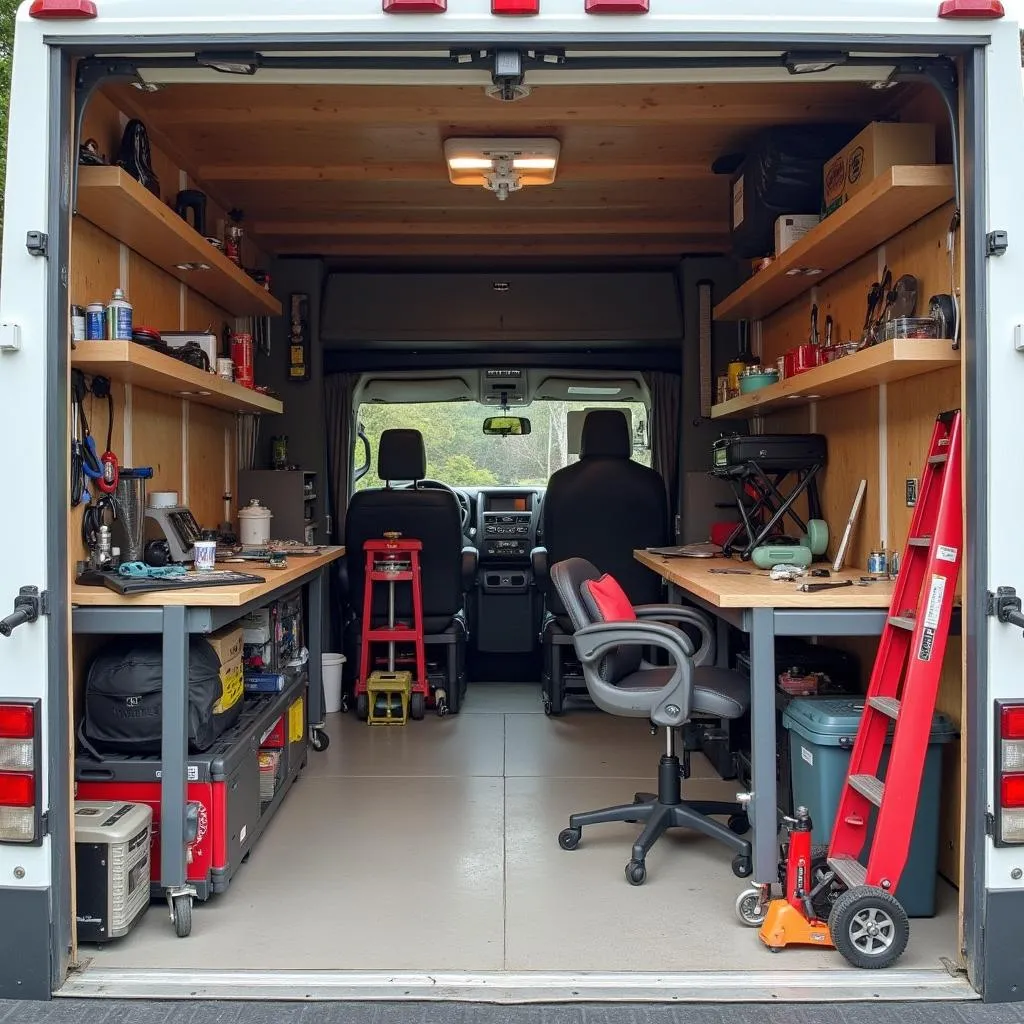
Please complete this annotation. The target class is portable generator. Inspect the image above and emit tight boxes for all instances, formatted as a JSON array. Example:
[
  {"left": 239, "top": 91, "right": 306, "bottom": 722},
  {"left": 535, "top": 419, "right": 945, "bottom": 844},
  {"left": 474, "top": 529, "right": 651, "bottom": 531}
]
[{"left": 74, "top": 800, "right": 152, "bottom": 942}]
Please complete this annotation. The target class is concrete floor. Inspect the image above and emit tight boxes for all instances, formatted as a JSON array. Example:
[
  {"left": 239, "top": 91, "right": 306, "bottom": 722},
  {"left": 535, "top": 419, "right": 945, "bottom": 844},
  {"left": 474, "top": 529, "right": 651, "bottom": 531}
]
[{"left": 79, "top": 683, "right": 958, "bottom": 975}]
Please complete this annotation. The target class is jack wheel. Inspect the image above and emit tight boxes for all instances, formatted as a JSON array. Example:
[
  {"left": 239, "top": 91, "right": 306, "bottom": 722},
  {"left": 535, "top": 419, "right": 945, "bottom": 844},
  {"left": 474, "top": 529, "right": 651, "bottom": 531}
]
[
  {"left": 356, "top": 693, "right": 369, "bottom": 721},
  {"left": 727, "top": 813, "right": 750, "bottom": 835},
  {"left": 731, "top": 854, "right": 753, "bottom": 879},
  {"left": 410, "top": 693, "right": 426, "bottom": 721},
  {"left": 171, "top": 894, "right": 192, "bottom": 938},
  {"left": 735, "top": 887, "right": 767, "bottom": 928},
  {"left": 625, "top": 860, "right": 647, "bottom": 886},
  {"left": 310, "top": 728, "right": 330, "bottom": 753},
  {"left": 558, "top": 827, "right": 581, "bottom": 851},
  {"left": 340, "top": 694, "right": 350, "bottom": 714},
  {"left": 828, "top": 886, "right": 909, "bottom": 970}
]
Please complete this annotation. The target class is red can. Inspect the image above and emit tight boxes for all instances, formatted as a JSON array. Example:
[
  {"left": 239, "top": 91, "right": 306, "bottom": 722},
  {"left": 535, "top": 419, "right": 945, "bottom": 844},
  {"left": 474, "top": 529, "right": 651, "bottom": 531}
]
[
  {"left": 231, "top": 333, "right": 254, "bottom": 389},
  {"left": 787, "top": 344, "right": 821, "bottom": 376}
]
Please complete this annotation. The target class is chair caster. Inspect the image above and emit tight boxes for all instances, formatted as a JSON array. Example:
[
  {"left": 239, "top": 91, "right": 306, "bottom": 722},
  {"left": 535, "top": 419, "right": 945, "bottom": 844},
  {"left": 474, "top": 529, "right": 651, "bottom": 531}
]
[
  {"left": 625, "top": 860, "right": 647, "bottom": 886},
  {"left": 728, "top": 813, "right": 750, "bottom": 835},
  {"left": 310, "top": 727, "right": 330, "bottom": 753},
  {"left": 558, "top": 827, "right": 581, "bottom": 851},
  {"left": 735, "top": 886, "right": 768, "bottom": 927},
  {"left": 732, "top": 853, "right": 753, "bottom": 879},
  {"left": 435, "top": 689, "right": 449, "bottom": 717}
]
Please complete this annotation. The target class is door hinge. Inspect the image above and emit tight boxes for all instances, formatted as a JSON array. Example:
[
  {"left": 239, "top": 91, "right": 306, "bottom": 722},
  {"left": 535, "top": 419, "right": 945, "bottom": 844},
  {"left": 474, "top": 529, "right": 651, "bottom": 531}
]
[
  {"left": 985, "top": 811, "right": 995, "bottom": 836},
  {"left": 25, "top": 231, "right": 48, "bottom": 258},
  {"left": 986, "top": 230, "right": 1009, "bottom": 257}
]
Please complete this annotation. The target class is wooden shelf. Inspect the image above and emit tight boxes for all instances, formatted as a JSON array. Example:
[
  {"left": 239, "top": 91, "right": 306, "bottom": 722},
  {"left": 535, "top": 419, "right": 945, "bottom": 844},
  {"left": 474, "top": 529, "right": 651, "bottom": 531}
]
[
  {"left": 713, "top": 166, "right": 955, "bottom": 322},
  {"left": 76, "top": 166, "right": 282, "bottom": 318},
  {"left": 710, "top": 338, "right": 960, "bottom": 419},
  {"left": 71, "top": 342, "right": 284, "bottom": 415}
]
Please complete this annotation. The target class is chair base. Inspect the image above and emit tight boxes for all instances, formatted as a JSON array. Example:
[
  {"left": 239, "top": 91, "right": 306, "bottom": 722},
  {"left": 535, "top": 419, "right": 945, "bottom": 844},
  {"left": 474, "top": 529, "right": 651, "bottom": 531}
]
[{"left": 558, "top": 753, "right": 753, "bottom": 885}]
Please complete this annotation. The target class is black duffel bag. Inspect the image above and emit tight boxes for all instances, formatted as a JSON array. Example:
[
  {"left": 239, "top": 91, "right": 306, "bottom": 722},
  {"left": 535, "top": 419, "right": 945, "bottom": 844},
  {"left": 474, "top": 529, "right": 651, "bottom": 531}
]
[{"left": 80, "top": 635, "right": 242, "bottom": 756}]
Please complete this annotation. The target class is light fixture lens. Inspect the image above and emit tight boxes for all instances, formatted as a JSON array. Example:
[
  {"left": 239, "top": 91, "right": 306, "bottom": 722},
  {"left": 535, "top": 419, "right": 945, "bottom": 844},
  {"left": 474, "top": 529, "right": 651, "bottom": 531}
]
[
  {"left": 448, "top": 157, "right": 494, "bottom": 170},
  {"left": 513, "top": 158, "right": 557, "bottom": 170}
]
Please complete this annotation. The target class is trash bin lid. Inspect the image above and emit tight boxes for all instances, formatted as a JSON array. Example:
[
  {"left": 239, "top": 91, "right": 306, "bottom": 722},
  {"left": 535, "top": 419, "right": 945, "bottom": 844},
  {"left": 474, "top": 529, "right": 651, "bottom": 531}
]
[{"left": 782, "top": 697, "right": 957, "bottom": 748}]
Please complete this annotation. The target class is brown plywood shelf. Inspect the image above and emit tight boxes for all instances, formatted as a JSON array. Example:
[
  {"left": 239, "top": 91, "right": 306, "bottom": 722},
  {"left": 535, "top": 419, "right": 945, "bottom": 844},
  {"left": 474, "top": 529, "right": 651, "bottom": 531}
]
[
  {"left": 76, "top": 166, "right": 281, "bottom": 318},
  {"left": 71, "top": 342, "right": 284, "bottom": 415},
  {"left": 713, "top": 166, "right": 955, "bottom": 322},
  {"left": 710, "top": 338, "right": 959, "bottom": 419}
]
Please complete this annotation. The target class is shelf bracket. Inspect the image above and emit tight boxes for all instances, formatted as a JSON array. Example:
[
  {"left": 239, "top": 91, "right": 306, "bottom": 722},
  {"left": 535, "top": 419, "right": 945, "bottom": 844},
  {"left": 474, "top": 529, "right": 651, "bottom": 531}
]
[{"left": 72, "top": 59, "right": 143, "bottom": 215}]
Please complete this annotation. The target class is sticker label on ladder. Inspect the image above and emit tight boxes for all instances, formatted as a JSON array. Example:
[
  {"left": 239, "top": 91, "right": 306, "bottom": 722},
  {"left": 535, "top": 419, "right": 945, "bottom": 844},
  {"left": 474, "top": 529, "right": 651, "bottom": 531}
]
[
  {"left": 936, "top": 544, "right": 958, "bottom": 563},
  {"left": 918, "top": 575, "right": 947, "bottom": 662}
]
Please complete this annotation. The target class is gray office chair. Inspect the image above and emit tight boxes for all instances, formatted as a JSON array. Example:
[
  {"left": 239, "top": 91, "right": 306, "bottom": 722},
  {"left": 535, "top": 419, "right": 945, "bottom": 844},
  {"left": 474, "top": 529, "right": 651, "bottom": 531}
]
[{"left": 551, "top": 557, "right": 754, "bottom": 885}]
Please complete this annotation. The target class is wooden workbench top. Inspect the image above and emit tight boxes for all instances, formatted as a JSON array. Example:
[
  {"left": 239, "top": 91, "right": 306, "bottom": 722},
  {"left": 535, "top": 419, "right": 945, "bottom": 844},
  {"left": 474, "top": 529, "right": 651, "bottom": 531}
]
[
  {"left": 70, "top": 547, "right": 345, "bottom": 608},
  {"left": 634, "top": 550, "right": 894, "bottom": 610}
]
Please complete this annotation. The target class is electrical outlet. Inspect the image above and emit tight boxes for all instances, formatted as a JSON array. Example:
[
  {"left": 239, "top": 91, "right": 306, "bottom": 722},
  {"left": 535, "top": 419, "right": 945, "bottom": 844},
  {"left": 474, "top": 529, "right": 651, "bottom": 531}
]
[{"left": 906, "top": 478, "right": 918, "bottom": 507}]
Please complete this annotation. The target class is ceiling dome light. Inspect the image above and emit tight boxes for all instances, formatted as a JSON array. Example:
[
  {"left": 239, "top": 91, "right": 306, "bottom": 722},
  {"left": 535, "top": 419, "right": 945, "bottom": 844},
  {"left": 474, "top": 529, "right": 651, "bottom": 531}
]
[{"left": 444, "top": 138, "right": 560, "bottom": 200}]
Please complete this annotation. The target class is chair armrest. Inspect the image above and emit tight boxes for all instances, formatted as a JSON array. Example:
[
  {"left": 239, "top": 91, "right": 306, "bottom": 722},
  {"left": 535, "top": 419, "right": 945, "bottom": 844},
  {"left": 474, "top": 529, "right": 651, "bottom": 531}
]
[
  {"left": 461, "top": 546, "right": 479, "bottom": 591},
  {"left": 634, "top": 604, "right": 715, "bottom": 667},
  {"left": 573, "top": 621, "right": 695, "bottom": 728},
  {"left": 531, "top": 546, "right": 549, "bottom": 592}
]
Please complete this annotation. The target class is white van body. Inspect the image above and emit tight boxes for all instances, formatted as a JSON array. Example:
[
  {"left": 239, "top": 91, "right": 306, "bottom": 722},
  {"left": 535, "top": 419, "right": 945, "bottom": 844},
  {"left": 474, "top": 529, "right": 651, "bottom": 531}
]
[{"left": 1, "top": 0, "right": 1023, "bottom": 1003}]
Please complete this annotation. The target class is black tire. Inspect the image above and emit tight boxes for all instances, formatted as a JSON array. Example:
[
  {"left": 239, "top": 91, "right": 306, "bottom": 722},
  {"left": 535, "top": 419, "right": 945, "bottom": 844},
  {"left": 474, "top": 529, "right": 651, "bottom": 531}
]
[
  {"left": 310, "top": 728, "right": 330, "bottom": 753},
  {"left": 355, "top": 693, "right": 369, "bottom": 721},
  {"left": 172, "top": 895, "right": 192, "bottom": 938},
  {"left": 828, "top": 886, "right": 910, "bottom": 970},
  {"left": 727, "top": 813, "right": 750, "bottom": 835},
  {"left": 410, "top": 692, "right": 426, "bottom": 721},
  {"left": 625, "top": 860, "right": 647, "bottom": 886},
  {"left": 732, "top": 853, "right": 753, "bottom": 879},
  {"left": 558, "top": 827, "right": 581, "bottom": 851}
]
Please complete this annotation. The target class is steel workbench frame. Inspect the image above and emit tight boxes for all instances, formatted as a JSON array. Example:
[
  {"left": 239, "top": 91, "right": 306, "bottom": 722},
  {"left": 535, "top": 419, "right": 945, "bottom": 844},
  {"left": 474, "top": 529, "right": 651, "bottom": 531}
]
[{"left": 70, "top": 567, "right": 326, "bottom": 894}]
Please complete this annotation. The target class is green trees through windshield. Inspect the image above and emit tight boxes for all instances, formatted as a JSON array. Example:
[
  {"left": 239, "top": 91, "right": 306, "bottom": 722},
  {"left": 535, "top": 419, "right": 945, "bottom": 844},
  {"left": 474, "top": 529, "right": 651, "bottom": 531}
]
[{"left": 357, "top": 401, "right": 650, "bottom": 489}]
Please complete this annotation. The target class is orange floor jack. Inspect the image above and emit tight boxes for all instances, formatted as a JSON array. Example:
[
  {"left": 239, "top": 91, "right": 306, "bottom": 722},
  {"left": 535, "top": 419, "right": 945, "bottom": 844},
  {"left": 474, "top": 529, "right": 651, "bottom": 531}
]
[{"left": 735, "top": 410, "right": 963, "bottom": 971}]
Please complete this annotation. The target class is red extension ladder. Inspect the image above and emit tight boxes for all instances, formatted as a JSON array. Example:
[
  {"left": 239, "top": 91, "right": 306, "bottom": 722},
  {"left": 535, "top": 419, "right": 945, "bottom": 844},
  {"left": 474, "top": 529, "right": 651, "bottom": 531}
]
[{"left": 827, "top": 409, "right": 963, "bottom": 897}]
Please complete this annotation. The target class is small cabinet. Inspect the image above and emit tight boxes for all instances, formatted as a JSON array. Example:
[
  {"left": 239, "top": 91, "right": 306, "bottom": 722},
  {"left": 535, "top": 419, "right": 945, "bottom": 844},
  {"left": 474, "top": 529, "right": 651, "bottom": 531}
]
[{"left": 238, "top": 470, "right": 319, "bottom": 544}]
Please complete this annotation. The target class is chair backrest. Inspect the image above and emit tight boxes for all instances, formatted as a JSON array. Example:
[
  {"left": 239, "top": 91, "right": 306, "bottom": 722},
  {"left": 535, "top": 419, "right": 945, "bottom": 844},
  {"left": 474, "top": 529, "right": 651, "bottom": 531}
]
[
  {"left": 543, "top": 409, "right": 669, "bottom": 616},
  {"left": 344, "top": 428, "right": 464, "bottom": 622}
]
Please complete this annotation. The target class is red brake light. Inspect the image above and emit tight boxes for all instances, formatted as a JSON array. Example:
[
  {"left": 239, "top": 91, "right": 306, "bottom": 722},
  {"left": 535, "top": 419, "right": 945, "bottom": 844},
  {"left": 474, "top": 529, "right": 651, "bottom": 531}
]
[
  {"left": 0, "top": 705, "right": 33, "bottom": 740},
  {"left": 585, "top": 0, "right": 649, "bottom": 10},
  {"left": 1002, "top": 705, "right": 1024, "bottom": 740},
  {"left": 1001, "top": 774, "right": 1024, "bottom": 808},
  {"left": 493, "top": 0, "right": 540, "bottom": 12},
  {"left": 29, "top": 0, "right": 97, "bottom": 17},
  {"left": 383, "top": 0, "right": 446, "bottom": 10},
  {"left": 0, "top": 773, "right": 34, "bottom": 807},
  {"left": 938, "top": 0, "right": 1004, "bottom": 17}
]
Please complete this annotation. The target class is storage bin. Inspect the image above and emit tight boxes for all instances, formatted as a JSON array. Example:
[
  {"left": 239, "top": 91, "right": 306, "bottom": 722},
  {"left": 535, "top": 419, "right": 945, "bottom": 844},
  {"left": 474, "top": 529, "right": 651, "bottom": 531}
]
[{"left": 783, "top": 697, "right": 956, "bottom": 917}]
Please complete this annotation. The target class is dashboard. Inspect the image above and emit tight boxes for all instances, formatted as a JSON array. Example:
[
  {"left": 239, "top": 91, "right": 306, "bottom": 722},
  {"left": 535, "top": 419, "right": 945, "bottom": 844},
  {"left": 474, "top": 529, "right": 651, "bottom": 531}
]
[{"left": 458, "top": 487, "right": 544, "bottom": 561}]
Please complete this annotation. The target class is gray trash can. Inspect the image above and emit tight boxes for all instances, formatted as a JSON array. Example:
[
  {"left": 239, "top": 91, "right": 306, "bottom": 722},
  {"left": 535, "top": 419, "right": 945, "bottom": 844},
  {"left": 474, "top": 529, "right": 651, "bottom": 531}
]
[{"left": 783, "top": 697, "right": 956, "bottom": 918}]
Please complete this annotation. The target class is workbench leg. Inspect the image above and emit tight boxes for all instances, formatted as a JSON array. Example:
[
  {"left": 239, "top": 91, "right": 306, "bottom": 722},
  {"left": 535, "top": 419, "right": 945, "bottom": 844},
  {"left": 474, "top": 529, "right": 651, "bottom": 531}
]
[
  {"left": 161, "top": 605, "right": 189, "bottom": 891},
  {"left": 308, "top": 569, "right": 324, "bottom": 729},
  {"left": 749, "top": 607, "right": 778, "bottom": 885},
  {"left": 716, "top": 617, "right": 730, "bottom": 669}
]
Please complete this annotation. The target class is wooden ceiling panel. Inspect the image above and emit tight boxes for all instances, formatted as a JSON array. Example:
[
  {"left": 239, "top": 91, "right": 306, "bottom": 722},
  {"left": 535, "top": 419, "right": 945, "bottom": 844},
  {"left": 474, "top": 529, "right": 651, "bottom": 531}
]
[{"left": 106, "top": 80, "right": 904, "bottom": 260}]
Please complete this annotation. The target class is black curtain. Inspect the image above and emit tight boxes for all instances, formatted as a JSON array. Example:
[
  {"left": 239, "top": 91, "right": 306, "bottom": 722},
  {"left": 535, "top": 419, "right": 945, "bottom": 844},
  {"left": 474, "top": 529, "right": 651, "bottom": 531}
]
[
  {"left": 643, "top": 370, "right": 682, "bottom": 533},
  {"left": 324, "top": 372, "right": 358, "bottom": 545}
]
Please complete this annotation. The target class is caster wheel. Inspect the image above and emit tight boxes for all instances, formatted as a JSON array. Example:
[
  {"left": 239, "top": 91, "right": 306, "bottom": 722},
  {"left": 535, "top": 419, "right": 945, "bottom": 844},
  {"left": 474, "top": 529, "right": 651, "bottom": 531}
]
[
  {"left": 310, "top": 728, "right": 330, "bottom": 753},
  {"left": 355, "top": 693, "right": 369, "bottom": 721},
  {"left": 731, "top": 854, "right": 753, "bottom": 879},
  {"left": 410, "top": 693, "right": 426, "bottom": 721},
  {"left": 625, "top": 860, "right": 647, "bottom": 886},
  {"left": 340, "top": 694, "right": 350, "bottom": 714},
  {"left": 171, "top": 894, "right": 192, "bottom": 938},
  {"left": 727, "top": 813, "right": 750, "bottom": 836},
  {"left": 828, "top": 886, "right": 909, "bottom": 970},
  {"left": 558, "top": 827, "right": 581, "bottom": 851},
  {"left": 735, "top": 887, "right": 767, "bottom": 928}
]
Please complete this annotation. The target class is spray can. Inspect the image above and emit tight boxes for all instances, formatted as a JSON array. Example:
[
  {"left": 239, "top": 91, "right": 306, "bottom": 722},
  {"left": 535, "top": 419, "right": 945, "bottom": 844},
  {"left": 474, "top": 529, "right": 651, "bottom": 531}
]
[
  {"left": 106, "top": 288, "right": 133, "bottom": 341},
  {"left": 85, "top": 303, "right": 105, "bottom": 340},
  {"left": 71, "top": 305, "right": 86, "bottom": 343}
]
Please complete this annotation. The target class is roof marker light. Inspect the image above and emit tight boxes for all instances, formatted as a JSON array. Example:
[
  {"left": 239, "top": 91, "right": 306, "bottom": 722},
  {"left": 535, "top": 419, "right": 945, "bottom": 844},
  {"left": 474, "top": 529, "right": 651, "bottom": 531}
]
[
  {"left": 29, "top": 0, "right": 97, "bottom": 17},
  {"left": 585, "top": 0, "right": 649, "bottom": 11},
  {"left": 494, "top": 0, "right": 540, "bottom": 12},
  {"left": 383, "top": 0, "right": 446, "bottom": 11},
  {"left": 938, "top": 0, "right": 1004, "bottom": 17}
]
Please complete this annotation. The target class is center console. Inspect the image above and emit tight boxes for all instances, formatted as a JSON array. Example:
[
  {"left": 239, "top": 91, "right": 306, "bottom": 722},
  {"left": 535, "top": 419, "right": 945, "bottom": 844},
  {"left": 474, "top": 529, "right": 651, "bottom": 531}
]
[{"left": 480, "top": 494, "right": 535, "bottom": 560}]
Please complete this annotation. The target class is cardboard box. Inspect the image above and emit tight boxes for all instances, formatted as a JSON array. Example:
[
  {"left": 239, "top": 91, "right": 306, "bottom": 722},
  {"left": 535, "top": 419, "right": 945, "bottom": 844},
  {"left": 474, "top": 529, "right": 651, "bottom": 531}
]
[
  {"left": 207, "top": 624, "right": 244, "bottom": 715},
  {"left": 822, "top": 122, "right": 935, "bottom": 216},
  {"left": 774, "top": 214, "right": 820, "bottom": 255}
]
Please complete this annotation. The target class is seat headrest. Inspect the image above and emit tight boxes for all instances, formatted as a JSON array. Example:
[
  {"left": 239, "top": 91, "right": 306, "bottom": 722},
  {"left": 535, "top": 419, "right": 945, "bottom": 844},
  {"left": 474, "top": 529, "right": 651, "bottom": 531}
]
[
  {"left": 378, "top": 429, "right": 426, "bottom": 482},
  {"left": 580, "top": 409, "right": 630, "bottom": 459}
]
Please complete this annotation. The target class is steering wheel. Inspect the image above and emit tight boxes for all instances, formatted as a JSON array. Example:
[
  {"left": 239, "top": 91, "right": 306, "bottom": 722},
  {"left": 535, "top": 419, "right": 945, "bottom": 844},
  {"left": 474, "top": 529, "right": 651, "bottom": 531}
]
[{"left": 409, "top": 479, "right": 471, "bottom": 531}]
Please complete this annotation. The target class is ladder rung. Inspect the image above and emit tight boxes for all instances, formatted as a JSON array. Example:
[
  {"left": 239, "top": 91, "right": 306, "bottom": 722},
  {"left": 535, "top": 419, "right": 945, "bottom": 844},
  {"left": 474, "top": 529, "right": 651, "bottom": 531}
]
[
  {"left": 828, "top": 855, "right": 867, "bottom": 890},
  {"left": 888, "top": 614, "right": 916, "bottom": 630},
  {"left": 849, "top": 774, "right": 885, "bottom": 806},
  {"left": 907, "top": 536, "right": 932, "bottom": 547},
  {"left": 928, "top": 454, "right": 948, "bottom": 464},
  {"left": 868, "top": 696, "right": 901, "bottom": 720}
]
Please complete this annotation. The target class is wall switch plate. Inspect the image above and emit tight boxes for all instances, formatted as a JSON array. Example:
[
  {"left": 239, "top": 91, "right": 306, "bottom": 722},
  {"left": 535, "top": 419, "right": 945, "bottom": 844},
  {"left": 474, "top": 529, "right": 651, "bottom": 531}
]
[
  {"left": 0, "top": 323, "right": 21, "bottom": 352},
  {"left": 1015, "top": 324, "right": 1024, "bottom": 352},
  {"left": 906, "top": 478, "right": 918, "bottom": 507}
]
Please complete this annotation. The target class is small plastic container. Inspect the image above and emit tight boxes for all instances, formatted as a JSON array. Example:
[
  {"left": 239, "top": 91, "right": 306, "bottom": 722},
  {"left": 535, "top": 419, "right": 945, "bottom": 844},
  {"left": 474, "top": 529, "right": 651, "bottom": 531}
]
[{"left": 884, "top": 316, "right": 940, "bottom": 341}]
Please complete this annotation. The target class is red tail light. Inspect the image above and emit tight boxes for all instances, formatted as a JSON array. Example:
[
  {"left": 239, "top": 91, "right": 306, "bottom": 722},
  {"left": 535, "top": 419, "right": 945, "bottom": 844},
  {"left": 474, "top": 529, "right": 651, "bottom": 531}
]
[
  {"left": 29, "top": 0, "right": 97, "bottom": 17},
  {"left": 383, "top": 0, "right": 446, "bottom": 10},
  {"left": 1001, "top": 775, "right": 1024, "bottom": 808},
  {"left": 0, "top": 701, "right": 40, "bottom": 844},
  {"left": 1002, "top": 705, "right": 1024, "bottom": 740},
  {"left": 0, "top": 773, "right": 34, "bottom": 808},
  {"left": 0, "top": 704, "right": 34, "bottom": 739},
  {"left": 997, "top": 701, "right": 1024, "bottom": 844},
  {"left": 938, "top": 0, "right": 1004, "bottom": 16},
  {"left": 585, "top": 0, "right": 649, "bottom": 10},
  {"left": 493, "top": 0, "right": 540, "bottom": 12}
]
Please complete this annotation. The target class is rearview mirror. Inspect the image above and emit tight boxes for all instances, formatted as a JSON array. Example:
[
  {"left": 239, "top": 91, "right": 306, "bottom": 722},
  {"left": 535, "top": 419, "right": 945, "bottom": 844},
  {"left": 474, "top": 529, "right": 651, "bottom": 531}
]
[{"left": 483, "top": 416, "right": 531, "bottom": 437}]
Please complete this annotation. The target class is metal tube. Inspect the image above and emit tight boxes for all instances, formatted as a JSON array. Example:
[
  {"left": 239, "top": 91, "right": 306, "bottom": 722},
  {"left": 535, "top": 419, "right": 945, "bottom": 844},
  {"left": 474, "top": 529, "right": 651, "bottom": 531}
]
[
  {"left": 749, "top": 607, "right": 777, "bottom": 884},
  {"left": 160, "top": 605, "right": 189, "bottom": 889}
]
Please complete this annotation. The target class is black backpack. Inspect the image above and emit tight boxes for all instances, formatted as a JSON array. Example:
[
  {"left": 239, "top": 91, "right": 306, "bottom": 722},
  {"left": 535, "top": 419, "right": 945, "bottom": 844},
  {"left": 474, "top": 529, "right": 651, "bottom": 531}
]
[{"left": 80, "top": 635, "right": 242, "bottom": 756}]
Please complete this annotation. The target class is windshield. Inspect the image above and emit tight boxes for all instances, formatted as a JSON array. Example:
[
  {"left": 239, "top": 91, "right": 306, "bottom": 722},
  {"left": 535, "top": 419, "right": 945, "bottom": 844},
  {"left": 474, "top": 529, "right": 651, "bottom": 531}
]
[{"left": 356, "top": 400, "right": 650, "bottom": 489}]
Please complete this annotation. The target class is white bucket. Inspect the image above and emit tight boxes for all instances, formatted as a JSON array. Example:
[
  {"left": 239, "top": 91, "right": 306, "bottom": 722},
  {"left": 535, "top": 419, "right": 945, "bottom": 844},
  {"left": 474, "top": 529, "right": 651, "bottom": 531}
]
[{"left": 322, "top": 653, "right": 346, "bottom": 715}]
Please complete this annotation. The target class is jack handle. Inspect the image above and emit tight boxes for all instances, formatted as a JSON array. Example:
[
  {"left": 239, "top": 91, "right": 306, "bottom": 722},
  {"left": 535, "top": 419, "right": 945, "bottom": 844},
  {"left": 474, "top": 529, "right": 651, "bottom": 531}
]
[{"left": 993, "top": 587, "right": 1024, "bottom": 636}]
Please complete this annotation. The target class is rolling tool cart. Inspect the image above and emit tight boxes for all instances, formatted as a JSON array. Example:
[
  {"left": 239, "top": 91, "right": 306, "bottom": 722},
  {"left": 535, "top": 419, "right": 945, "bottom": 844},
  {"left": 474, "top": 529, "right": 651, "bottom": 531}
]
[{"left": 355, "top": 533, "right": 439, "bottom": 721}]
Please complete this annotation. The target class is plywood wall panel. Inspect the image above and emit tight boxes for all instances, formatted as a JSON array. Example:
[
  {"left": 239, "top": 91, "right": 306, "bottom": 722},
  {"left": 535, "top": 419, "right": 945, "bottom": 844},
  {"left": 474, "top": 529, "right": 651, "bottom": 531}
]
[
  {"left": 188, "top": 402, "right": 233, "bottom": 530},
  {"left": 131, "top": 389, "right": 185, "bottom": 494},
  {"left": 184, "top": 289, "right": 232, "bottom": 344},
  {"left": 70, "top": 218, "right": 121, "bottom": 307},
  {"left": 128, "top": 251, "right": 182, "bottom": 331},
  {"left": 884, "top": 202, "right": 957, "bottom": 313}
]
